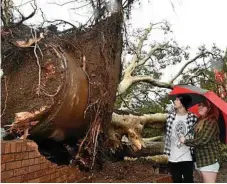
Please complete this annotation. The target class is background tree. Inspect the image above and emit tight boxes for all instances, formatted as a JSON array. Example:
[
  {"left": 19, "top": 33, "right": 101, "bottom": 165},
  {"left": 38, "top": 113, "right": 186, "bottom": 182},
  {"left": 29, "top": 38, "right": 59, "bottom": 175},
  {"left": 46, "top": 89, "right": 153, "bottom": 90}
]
[{"left": 109, "top": 20, "right": 226, "bottom": 151}]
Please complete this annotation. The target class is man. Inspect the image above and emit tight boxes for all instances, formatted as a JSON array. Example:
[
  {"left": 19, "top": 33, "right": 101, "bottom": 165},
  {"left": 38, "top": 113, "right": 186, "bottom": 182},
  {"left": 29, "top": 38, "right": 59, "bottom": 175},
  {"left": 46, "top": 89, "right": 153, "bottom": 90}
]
[{"left": 164, "top": 94, "right": 197, "bottom": 183}]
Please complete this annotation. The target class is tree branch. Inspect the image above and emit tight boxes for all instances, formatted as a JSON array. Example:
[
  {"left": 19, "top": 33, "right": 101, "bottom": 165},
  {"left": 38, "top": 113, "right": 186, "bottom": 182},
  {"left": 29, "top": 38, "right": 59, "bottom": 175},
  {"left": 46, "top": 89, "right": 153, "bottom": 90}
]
[
  {"left": 111, "top": 112, "right": 167, "bottom": 128},
  {"left": 132, "top": 75, "right": 173, "bottom": 89},
  {"left": 48, "top": 0, "right": 77, "bottom": 6},
  {"left": 123, "top": 0, "right": 133, "bottom": 8},
  {"left": 137, "top": 24, "right": 152, "bottom": 56},
  {"left": 14, "top": 0, "right": 34, "bottom": 7},
  {"left": 122, "top": 22, "right": 170, "bottom": 83},
  {"left": 45, "top": 19, "right": 77, "bottom": 29},
  {"left": 1, "top": 5, "right": 7, "bottom": 25},
  {"left": 183, "top": 68, "right": 206, "bottom": 84},
  {"left": 119, "top": 95, "right": 137, "bottom": 112},
  {"left": 109, "top": 111, "right": 167, "bottom": 151},
  {"left": 138, "top": 43, "right": 167, "bottom": 66},
  {"left": 13, "top": 1, "right": 37, "bottom": 27},
  {"left": 169, "top": 52, "right": 205, "bottom": 83},
  {"left": 122, "top": 24, "right": 153, "bottom": 76},
  {"left": 117, "top": 74, "right": 173, "bottom": 96},
  {"left": 117, "top": 75, "right": 173, "bottom": 96},
  {"left": 143, "top": 136, "right": 163, "bottom": 142},
  {"left": 69, "top": 2, "right": 92, "bottom": 10}
]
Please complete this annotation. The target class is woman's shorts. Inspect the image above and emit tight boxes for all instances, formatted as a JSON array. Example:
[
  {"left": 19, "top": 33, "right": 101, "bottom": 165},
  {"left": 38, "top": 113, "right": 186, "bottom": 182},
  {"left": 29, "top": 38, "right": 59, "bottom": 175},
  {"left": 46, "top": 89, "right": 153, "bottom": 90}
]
[{"left": 195, "top": 162, "right": 220, "bottom": 173}]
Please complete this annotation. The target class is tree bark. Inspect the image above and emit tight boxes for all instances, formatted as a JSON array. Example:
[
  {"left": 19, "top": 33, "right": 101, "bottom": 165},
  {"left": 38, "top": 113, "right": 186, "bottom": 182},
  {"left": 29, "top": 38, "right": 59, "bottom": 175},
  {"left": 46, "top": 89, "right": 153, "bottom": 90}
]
[{"left": 108, "top": 112, "right": 167, "bottom": 151}]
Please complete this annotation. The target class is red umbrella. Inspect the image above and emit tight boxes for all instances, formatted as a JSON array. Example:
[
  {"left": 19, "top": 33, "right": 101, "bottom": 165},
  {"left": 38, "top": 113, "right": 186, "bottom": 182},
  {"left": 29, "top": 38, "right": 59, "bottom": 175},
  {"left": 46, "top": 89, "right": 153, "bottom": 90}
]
[{"left": 169, "top": 85, "right": 227, "bottom": 144}]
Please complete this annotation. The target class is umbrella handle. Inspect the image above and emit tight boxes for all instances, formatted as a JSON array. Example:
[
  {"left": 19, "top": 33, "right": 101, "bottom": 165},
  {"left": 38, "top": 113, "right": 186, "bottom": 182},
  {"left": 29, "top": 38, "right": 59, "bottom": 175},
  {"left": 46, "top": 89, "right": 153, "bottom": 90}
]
[
  {"left": 177, "top": 122, "right": 197, "bottom": 148},
  {"left": 177, "top": 142, "right": 182, "bottom": 148},
  {"left": 184, "top": 122, "right": 197, "bottom": 137}
]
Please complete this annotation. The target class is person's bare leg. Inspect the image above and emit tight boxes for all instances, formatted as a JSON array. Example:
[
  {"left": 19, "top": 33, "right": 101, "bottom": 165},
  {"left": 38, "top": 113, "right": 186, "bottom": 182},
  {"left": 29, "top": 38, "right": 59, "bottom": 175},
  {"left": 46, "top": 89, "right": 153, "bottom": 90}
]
[
  {"left": 196, "top": 170, "right": 202, "bottom": 182},
  {"left": 201, "top": 171, "right": 218, "bottom": 183}
]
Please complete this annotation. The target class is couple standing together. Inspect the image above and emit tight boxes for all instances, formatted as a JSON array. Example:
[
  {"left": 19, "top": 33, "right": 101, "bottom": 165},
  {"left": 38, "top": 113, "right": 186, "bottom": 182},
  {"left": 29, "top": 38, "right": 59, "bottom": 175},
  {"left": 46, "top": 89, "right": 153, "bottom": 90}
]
[{"left": 164, "top": 94, "right": 221, "bottom": 183}]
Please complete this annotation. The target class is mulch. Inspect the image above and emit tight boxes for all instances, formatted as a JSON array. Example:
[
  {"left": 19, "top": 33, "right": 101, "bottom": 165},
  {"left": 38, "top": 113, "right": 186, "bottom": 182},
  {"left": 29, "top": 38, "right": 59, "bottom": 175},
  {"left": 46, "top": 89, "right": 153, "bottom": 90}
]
[
  {"left": 77, "top": 161, "right": 227, "bottom": 183},
  {"left": 79, "top": 160, "right": 171, "bottom": 183}
]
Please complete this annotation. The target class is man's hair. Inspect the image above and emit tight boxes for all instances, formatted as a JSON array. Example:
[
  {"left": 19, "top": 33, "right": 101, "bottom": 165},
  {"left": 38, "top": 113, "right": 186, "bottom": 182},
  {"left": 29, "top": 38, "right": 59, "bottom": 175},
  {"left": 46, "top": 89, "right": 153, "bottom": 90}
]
[{"left": 176, "top": 94, "right": 192, "bottom": 110}]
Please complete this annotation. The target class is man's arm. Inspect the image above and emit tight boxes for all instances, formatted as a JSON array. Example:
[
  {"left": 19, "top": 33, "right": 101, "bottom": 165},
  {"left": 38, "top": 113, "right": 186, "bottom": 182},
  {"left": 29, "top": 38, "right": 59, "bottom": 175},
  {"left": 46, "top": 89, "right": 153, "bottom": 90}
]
[{"left": 163, "top": 114, "right": 171, "bottom": 155}]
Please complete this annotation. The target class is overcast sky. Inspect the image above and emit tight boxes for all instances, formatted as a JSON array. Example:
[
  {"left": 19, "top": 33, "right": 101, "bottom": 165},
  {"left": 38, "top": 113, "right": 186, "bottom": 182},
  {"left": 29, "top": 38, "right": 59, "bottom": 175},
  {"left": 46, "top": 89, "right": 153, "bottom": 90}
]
[
  {"left": 17, "top": 0, "right": 227, "bottom": 81},
  {"left": 130, "top": 0, "right": 227, "bottom": 80},
  {"left": 20, "top": 0, "right": 227, "bottom": 49},
  {"left": 131, "top": 0, "right": 227, "bottom": 49}
]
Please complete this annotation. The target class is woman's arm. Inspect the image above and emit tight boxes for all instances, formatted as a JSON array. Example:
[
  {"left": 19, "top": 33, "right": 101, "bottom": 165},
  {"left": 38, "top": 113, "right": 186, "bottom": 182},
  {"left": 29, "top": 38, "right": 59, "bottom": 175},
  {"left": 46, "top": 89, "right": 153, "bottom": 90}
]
[{"left": 184, "top": 120, "right": 218, "bottom": 147}]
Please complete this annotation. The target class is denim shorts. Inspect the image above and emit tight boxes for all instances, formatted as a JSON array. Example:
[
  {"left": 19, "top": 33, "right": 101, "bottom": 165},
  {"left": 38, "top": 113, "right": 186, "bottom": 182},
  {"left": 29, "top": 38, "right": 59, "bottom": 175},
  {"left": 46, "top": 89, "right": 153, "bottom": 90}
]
[{"left": 195, "top": 162, "right": 220, "bottom": 173}]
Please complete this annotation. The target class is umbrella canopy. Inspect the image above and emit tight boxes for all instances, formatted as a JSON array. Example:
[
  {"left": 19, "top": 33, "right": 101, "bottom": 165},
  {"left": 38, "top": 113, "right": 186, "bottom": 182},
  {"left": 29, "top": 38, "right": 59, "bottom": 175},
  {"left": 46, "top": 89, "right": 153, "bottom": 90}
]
[{"left": 169, "top": 85, "right": 227, "bottom": 144}]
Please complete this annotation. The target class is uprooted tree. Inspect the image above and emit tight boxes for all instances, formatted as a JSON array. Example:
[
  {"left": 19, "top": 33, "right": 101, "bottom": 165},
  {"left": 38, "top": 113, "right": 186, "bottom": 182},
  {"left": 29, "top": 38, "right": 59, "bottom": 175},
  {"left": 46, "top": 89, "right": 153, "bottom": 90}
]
[
  {"left": 1, "top": 0, "right": 127, "bottom": 169},
  {"left": 1, "top": 0, "right": 226, "bottom": 169}
]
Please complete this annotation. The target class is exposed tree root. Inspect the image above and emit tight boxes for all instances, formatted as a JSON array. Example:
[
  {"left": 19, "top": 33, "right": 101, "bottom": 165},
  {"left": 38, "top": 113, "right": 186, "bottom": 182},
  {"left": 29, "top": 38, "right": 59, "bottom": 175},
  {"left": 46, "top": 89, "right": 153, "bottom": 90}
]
[
  {"left": 75, "top": 98, "right": 103, "bottom": 170},
  {"left": 4, "top": 106, "right": 50, "bottom": 139},
  {"left": 0, "top": 76, "right": 9, "bottom": 117}
]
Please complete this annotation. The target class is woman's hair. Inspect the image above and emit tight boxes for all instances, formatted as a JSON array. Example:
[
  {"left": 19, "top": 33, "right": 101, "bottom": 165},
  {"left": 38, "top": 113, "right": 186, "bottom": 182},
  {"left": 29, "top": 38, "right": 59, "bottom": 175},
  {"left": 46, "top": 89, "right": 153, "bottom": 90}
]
[{"left": 195, "top": 100, "right": 219, "bottom": 132}]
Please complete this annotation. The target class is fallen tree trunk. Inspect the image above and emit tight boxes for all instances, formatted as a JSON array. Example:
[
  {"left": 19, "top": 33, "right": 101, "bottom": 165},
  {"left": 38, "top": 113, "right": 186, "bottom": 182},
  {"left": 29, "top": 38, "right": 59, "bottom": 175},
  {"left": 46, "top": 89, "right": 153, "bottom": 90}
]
[
  {"left": 143, "top": 136, "right": 164, "bottom": 142},
  {"left": 125, "top": 141, "right": 164, "bottom": 158},
  {"left": 108, "top": 112, "right": 167, "bottom": 151},
  {"left": 124, "top": 154, "right": 168, "bottom": 164}
]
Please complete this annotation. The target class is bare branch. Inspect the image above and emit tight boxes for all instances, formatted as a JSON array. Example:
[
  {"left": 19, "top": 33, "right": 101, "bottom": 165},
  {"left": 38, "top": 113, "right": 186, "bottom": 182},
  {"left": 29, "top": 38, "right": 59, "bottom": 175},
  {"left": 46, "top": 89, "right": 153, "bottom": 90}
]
[
  {"left": 1, "top": 76, "right": 10, "bottom": 117},
  {"left": 14, "top": 0, "right": 34, "bottom": 7},
  {"left": 122, "top": 0, "right": 136, "bottom": 9},
  {"left": 137, "top": 24, "right": 152, "bottom": 56},
  {"left": 138, "top": 43, "right": 167, "bottom": 66},
  {"left": 57, "top": 13, "right": 94, "bottom": 34},
  {"left": 143, "top": 136, "right": 163, "bottom": 142},
  {"left": 1, "top": 5, "right": 7, "bottom": 25},
  {"left": 117, "top": 74, "right": 172, "bottom": 95},
  {"left": 169, "top": 52, "right": 205, "bottom": 83},
  {"left": 45, "top": 19, "right": 77, "bottom": 28},
  {"left": 122, "top": 57, "right": 137, "bottom": 77},
  {"left": 119, "top": 95, "right": 137, "bottom": 112},
  {"left": 1, "top": 0, "right": 14, "bottom": 26},
  {"left": 13, "top": 1, "right": 37, "bottom": 27},
  {"left": 132, "top": 75, "right": 173, "bottom": 89},
  {"left": 48, "top": 0, "right": 77, "bottom": 6},
  {"left": 122, "top": 24, "right": 153, "bottom": 76},
  {"left": 122, "top": 22, "right": 169, "bottom": 77},
  {"left": 184, "top": 70, "right": 205, "bottom": 85},
  {"left": 112, "top": 112, "right": 167, "bottom": 127},
  {"left": 69, "top": 2, "right": 92, "bottom": 10},
  {"left": 90, "top": 0, "right": 96, "bottom": 10},
  {"left": 170, "top": 0, "right": 177, "bottom": 14}
]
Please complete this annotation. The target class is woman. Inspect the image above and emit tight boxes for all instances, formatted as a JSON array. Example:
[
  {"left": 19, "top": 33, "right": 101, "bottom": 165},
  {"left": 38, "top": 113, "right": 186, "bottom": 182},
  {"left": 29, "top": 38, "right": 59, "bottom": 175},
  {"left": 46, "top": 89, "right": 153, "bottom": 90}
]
[{"left": 180, "top": 99, "right": 221, "bottom": 183}]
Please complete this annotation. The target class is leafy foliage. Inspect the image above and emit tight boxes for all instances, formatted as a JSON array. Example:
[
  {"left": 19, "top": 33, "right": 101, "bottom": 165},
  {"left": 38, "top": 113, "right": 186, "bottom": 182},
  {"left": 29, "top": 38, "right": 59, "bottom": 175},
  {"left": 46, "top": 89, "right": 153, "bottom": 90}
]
[
  {"left": 180, "top": 45, "right": 227, "bottom": 101},
  {"left": 142, "top": 126, "right": 164, "bottom": 138}
]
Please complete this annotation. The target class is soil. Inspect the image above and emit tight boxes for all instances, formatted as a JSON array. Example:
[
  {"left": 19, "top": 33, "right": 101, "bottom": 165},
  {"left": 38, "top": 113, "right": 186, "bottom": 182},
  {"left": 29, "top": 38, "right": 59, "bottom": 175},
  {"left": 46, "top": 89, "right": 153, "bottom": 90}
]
[
  {"left": 72, "top": 160, "right": 227, "bottom": 183},
  {"left": 78, "top": 161, "right": 227, "bottom": 183},
  {"left": 78, "top": 160, "right": 170, "bottom": 183},
  {"left": 1, "top": 42, "right": 63, "bottom": 126}
]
